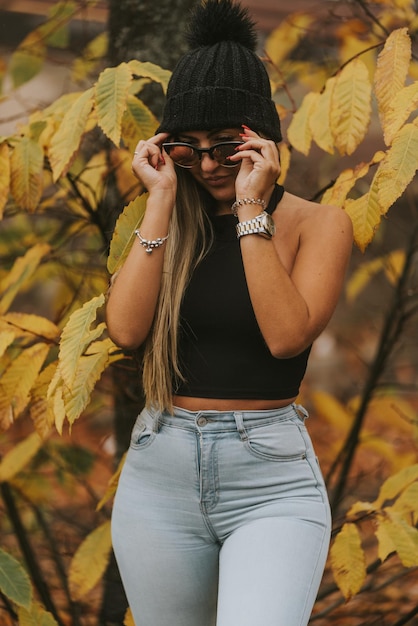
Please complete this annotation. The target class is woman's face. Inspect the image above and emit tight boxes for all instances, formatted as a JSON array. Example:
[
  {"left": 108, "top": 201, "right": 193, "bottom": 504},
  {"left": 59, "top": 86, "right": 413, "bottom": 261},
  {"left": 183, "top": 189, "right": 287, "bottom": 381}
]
[{"left": 173, "top": 128, "right": 242, "bottom": 207}]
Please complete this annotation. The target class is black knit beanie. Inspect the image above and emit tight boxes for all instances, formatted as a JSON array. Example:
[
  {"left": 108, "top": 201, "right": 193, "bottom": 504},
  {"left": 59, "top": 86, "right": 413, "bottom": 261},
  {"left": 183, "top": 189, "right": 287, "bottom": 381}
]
[{"left": 157, "top": 0, "right": 282, "bottom": 143}]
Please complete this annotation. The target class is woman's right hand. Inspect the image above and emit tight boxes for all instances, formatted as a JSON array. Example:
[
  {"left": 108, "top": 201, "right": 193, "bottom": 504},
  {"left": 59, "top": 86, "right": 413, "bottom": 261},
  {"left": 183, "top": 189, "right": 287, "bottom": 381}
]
[{"left": 132, "top": 133, "right": 177, "bottom": 199}]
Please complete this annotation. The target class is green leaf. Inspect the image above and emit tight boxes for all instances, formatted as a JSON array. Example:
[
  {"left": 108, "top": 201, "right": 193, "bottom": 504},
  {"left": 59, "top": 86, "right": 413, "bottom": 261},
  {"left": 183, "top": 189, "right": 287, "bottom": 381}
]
[
  {"left": 40, "top": 1, "right": 77, "bottom": 48},
  {"left": 0, "top": 548, "right": 32, "bottom": 609},
  {"left": 107, "top": 195, "right": 147, "bottom": 274},
  {"left": 9, "top": 31, "right": 46, "bottom": 88}
]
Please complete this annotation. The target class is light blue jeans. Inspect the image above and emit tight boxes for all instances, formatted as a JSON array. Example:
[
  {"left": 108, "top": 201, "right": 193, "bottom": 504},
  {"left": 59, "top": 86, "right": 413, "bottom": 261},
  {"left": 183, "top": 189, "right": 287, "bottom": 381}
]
[{"left": 112, "top": 404, "right": 331, "bottom": 626}]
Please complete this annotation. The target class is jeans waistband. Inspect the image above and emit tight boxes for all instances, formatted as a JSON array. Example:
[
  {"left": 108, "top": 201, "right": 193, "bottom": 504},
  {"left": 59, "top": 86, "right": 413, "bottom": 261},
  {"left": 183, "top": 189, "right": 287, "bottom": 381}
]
[{"left": 145, "top": 403, "right": 308, "bottom": 433}]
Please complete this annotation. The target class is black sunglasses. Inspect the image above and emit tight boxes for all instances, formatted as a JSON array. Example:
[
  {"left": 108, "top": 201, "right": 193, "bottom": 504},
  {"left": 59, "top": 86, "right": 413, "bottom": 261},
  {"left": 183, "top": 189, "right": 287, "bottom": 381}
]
[{"left": 162, "top": 141, "right": 244, "bottom": 168}]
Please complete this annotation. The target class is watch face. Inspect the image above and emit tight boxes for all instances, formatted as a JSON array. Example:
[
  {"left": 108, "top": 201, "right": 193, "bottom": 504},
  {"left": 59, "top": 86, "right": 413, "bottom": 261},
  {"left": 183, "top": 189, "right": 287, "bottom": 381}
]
[{"left": 261, "top": 212, "right": 276, "bottom": 236}]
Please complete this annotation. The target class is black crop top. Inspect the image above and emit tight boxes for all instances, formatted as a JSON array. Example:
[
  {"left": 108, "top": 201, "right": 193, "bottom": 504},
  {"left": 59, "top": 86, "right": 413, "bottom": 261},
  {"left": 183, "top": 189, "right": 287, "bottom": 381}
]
[{"left": 174, "top": 184, "right": 311, "bottom": 400}]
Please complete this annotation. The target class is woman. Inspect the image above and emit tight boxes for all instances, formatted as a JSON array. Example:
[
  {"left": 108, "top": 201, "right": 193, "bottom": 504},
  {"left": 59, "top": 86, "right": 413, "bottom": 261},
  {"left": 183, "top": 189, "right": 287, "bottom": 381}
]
[{"left": 106, "top": 1, "right": 353, "bottom": 624}]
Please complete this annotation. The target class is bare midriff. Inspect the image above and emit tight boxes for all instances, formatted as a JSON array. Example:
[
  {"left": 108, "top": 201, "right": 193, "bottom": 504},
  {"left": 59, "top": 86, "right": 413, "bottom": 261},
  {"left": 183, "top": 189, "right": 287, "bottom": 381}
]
[{"left": 172, "top": 395, "right": 297, "bottom": 411}]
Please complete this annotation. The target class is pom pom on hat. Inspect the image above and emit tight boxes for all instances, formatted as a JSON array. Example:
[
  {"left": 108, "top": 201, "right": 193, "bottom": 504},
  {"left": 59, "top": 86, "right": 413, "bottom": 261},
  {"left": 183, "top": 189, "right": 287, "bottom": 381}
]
[{"left": 157, "top": 0, "right": 282, "bottom": 143}]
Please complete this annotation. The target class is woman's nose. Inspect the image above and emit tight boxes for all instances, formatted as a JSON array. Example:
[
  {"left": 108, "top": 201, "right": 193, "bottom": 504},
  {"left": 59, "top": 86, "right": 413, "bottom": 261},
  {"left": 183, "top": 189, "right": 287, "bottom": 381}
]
[{"left": 199, "top": 152, "right": 219, "bottom": 171}]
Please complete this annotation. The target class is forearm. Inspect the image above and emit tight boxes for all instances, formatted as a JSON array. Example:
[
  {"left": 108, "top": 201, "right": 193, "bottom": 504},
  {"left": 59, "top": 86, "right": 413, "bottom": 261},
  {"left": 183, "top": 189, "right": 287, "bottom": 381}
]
[
  {"left": 240, "top": 238, "right": 313, "bottom": 357},
  {"left": 238, "top": 206, "right": 352, "bottom": 358},
  {"left": 106, "top": 195, "right": 174, "bottom": 350}
]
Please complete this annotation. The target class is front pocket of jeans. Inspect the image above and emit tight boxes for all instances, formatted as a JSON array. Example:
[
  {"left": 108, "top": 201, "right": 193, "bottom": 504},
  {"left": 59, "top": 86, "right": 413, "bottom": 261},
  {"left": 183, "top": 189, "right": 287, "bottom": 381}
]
[
  {"left": 244, "top": 419, "right": 307, "bottom": 461},
  {"left": 130, "top": 416, "right": 156, "bottom": 450}
]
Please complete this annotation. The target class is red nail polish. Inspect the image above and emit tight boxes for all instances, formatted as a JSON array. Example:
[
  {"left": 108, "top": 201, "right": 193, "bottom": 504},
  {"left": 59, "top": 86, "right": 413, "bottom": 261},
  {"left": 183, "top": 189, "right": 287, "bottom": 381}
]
[{"left": 242, "top": 124, "right": 252, "bottom": 130}]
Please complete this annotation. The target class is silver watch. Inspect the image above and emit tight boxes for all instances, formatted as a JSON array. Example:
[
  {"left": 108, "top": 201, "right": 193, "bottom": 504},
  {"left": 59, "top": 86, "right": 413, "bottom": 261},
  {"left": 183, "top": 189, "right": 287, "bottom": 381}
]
[{"left": 236, "top": 211, "right": 276, "bottom": 240}]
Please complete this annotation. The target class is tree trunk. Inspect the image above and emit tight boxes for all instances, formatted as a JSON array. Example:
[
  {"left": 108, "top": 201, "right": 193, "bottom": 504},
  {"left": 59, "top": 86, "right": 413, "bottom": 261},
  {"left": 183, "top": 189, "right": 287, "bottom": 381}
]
[{"left": 99, "top": 1, "right": 196, "bottom": 623}]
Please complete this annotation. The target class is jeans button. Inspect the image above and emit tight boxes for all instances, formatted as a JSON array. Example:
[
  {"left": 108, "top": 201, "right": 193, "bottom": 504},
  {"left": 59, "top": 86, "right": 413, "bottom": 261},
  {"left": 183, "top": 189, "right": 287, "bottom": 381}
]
[{"left": 197, "top": 416, "right": 207, "bottom": 427}]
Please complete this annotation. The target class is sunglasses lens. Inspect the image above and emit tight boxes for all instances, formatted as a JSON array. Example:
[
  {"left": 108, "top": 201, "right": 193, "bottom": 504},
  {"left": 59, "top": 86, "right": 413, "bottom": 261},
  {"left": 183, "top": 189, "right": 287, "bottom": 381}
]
[
  {"left": 164, "top": 144, "right": 198, "bottom": 167},
  {"left": 212, "top": 142, "right": 241, "bottom": 166}
]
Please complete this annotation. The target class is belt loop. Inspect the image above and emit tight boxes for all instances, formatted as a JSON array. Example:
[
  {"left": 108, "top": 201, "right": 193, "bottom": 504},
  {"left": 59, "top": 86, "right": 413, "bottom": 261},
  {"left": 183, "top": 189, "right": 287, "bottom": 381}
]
[
  {"left": 294, "top": 403, "right": 309, "bottom": 422},
  {"left": 233, "top": 412, "right": 248, "bottom": 441}
]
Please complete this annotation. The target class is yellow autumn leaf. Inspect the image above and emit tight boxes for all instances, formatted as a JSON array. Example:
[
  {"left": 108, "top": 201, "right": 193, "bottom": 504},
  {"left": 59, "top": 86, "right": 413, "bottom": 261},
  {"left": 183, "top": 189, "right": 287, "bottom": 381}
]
[
  {"left": 330, "top": 523, "right": 366, "bottom": 600},
  {"left": 265, "top": 13, "right": 313, "bottom": 67},
  {"left": 107, "top": 195, "right": 148, "bottom": 274},
  {"left": 375, "top": 122, "right": 418, "bottom": 210},
  {"left": 127, "top": 60, "right": 171, "bottom": 95},
  {"left": 321, "top": 158, "right": 375, "bottom": 208},
  {"left": 0, "top": 432, "right": 43, "bottom": 482},
  {"left": 121, "top": 94, "right": 159, "bottom": 152},
  {"left": 0, "top": 343, "right": 50, "bottom": 430},
  {"left": 63, "top": 339, "right": 117, "bottom": 427},
  {"left": 2, "top": 312, "right": 60, "bottom": 340},
  {"left": 287, "top": 91, "right": 319, "bottom": 155},
  {"left": 382, "top": 81, "right": 418, "bottom": 145},
  {"left": 69, "top": 520, "right": 112, "bottom": 601},
  {"left": 366, "top": 394, "right": 414, "bottom": 434},
  {"left": 49, "top": 88, "right": 94, "bottom": 181},
  {"left": 124, "top": 608, "right": 134, "bottom": 626},
  {"left": 374, "top": 465, "right": 418, "bottom": 508},
  {"left": 344, "top": 177, "right": 381, "bottom": 252},
  {"left": 310, "top": 77, "right": 336, "bottom": 155},
  {"left": 30, "top": 362, "right": 58, "bottom": 438},
  {"left": 52, "top": 384, "right": 66, "bottom": 436},
  {"left": 346, "top": 249, "right": 405, "bottom": 302},
  {"left": 375, "top": 514, "right": 397, "bottom": 563},
  {"left": 392, "top": 482, "right": 418, "bottom": 517},
  {"left": 0, "top": 329, "right": 15, "bottom": 358},
  {"left": 378, "top": 510, "right": 418, "bottom": 567},
  {"left": 17, "top": 602, "right": 58, "bottom": 626},
  {"left": 76, "top": 150, "right": 108, "bottom": 210},
  {"left": 0, "top": 243, "right": 51, "bottom": 315},
  {"left": 71, "top": 32, "right": 109, "bottom": 83},
  {"left": 374, "top": 28, "right": 411, "bottom": 130},
  {"left": 95, "top": 63, "right": 133, "bottom": 146},
  {"left": 0, "top": 141, "right": 10, "bottom": 219},
  {"left": 311, "top": 390, "right": 353, "bottom": 432},
  {"left": 10, "top": 136, "right": 44, "bottom": 212},
  {"left": 97, "top": 452, "right": 126, "bottom": 511},
  {"left": 58, "top": 294, "right": 106, "bottom": 388},
  {"left": 277, "top": 142, "right": 291, "bottom": 185},
  {"left": 111, "top": 149, "right": 143, "bottom": 203},
  {"left": 330, "top": 58, "right": 372, "bottom": 156}
]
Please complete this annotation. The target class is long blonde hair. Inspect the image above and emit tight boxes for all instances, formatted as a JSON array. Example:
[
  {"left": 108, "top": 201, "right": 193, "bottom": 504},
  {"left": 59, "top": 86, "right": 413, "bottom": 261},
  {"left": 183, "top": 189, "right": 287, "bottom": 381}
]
[{"left": 141, "top": 170, "right": 214, "bottom": 412}]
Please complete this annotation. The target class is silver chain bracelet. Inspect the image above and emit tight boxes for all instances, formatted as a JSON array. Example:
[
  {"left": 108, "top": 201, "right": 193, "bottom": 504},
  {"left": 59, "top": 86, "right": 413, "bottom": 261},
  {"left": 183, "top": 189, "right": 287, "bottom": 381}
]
[
  {"left": 231, "top": 197, "right": 266, "bottom": 217},
  {"left": 134, "top": 229, "right": 169, "bottom": 254}
]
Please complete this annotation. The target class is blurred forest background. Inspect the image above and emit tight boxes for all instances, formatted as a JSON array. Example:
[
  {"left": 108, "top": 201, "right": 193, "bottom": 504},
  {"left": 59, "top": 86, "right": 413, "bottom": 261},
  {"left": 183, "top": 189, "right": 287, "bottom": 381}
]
[{"left": 0, "top": 0, "right": 417, "bottom": 624}]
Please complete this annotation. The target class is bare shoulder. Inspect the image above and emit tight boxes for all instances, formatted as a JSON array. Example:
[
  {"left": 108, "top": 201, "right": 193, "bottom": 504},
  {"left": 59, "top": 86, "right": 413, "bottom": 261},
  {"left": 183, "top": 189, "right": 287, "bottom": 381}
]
[{"left": 277, "top": 191, "right": 353, "bottom": 239}]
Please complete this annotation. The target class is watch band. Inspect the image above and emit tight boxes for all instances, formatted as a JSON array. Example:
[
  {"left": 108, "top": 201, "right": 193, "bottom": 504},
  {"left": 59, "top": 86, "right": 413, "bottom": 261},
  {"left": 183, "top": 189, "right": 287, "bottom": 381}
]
[{"left": 236, "top": 212, "right": 274, "bottom": 240}]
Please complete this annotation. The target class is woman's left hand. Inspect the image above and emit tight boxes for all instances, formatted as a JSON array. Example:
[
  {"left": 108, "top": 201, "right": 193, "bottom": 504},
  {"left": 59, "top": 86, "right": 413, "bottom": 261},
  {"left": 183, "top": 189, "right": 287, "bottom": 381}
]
[{"left": 230, "top": 127, "right": 280, "bottom": 200}]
